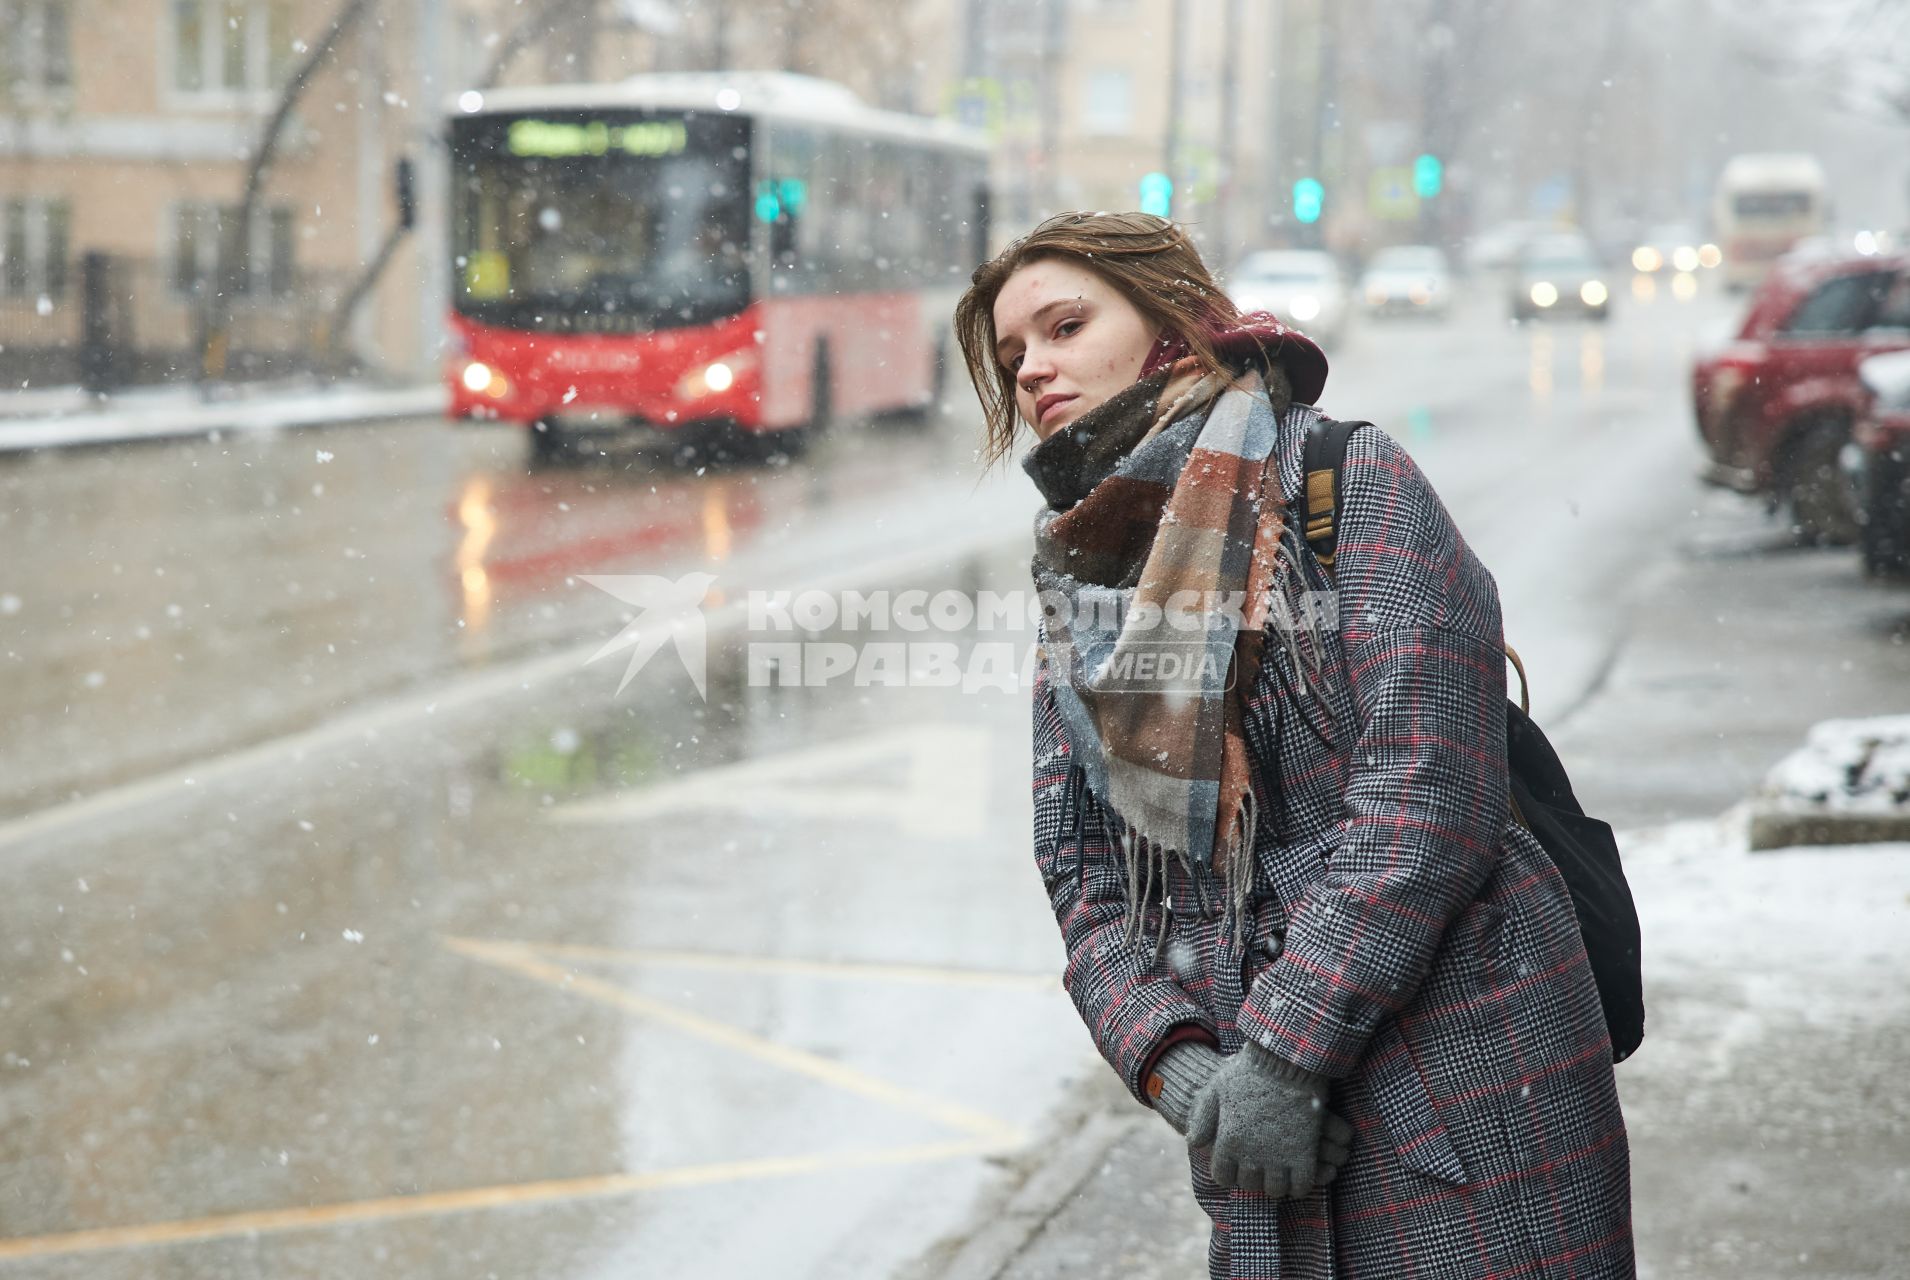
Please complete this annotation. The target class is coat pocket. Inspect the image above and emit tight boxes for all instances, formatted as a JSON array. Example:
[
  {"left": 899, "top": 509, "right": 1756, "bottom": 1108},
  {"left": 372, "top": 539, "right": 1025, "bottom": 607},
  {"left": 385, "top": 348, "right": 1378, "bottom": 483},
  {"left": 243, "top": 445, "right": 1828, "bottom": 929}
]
[{"left": 1360, "top": 1019, "right": 1470, "bottom": 1186}]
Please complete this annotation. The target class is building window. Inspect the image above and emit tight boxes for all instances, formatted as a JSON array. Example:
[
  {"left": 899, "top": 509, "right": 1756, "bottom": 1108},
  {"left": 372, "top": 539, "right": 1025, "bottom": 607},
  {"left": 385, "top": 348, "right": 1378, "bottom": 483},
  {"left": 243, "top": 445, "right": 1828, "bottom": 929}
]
[
  {"left": 170, "top": 203, "right": 295, "bottom": 297},
  {"left": 1, "top": 0, "right": 73, "bottom": 97},
  {"left": 1, "top": 199, "right": 70, "bottom": 300},
  {"left": 1082, "top": 69, "right": 1132, "bottom": 136},
  {"left": 171, "top": 0, "right": 294, "bottom": 97}
]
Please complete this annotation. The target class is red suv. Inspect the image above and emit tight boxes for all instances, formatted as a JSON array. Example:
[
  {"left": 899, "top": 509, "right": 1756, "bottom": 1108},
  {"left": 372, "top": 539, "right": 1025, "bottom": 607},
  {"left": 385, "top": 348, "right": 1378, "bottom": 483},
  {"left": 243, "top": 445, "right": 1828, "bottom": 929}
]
[{"left": 1691, "top": 253, "right": 1910, "bottom": 542}]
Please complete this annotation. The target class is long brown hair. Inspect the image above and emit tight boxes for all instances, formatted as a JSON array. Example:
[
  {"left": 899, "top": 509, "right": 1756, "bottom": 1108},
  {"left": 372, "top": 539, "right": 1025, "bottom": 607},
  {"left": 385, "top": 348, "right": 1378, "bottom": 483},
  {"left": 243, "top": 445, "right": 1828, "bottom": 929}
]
[{"left": 953, "top": 211, "right": 1243, "bottom": 467}]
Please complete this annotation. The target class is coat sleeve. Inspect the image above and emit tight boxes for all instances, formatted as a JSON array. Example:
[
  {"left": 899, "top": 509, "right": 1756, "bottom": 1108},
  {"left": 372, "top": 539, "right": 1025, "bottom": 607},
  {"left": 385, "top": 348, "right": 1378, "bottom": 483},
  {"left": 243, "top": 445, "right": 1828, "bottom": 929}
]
[
  {"left": 1237, "top": 426, "right": 1511, "bottom": 1078},
  {"left": 1031, "top": 657, "right": 1218, "bottom": 1106}
]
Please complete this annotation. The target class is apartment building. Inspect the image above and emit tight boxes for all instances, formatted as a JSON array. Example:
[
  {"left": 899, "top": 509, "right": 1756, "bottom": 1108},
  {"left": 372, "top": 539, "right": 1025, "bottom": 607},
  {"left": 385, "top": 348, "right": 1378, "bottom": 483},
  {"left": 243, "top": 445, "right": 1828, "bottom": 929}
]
[{"left": 0, "top": 0, "right": 1373, "bottom": 388}]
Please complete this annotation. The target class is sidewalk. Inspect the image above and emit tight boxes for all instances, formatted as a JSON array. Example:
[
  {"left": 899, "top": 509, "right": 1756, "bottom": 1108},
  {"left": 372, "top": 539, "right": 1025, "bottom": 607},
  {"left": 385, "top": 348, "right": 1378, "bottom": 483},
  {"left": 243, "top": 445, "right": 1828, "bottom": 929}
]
[
  {"left": 0, "top": 380, "right": 447, "bottom": 452},
  {"left": 918, "top": 499, "right": 1910, "bottom": 1279}
]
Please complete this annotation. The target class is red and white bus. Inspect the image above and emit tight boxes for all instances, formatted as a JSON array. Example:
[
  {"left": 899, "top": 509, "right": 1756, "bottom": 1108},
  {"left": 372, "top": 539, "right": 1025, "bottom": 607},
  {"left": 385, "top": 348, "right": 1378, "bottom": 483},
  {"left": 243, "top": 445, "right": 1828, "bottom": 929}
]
[{"left": 446, "top": 72, "right": 991, "bottom": 459}]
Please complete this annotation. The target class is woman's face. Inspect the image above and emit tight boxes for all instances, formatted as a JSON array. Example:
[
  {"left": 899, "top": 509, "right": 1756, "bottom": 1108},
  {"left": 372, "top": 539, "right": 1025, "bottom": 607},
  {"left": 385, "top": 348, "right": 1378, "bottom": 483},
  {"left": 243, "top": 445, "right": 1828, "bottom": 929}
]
[{"left": 991, "top": 257, "right": 1160, "bottom": 440}]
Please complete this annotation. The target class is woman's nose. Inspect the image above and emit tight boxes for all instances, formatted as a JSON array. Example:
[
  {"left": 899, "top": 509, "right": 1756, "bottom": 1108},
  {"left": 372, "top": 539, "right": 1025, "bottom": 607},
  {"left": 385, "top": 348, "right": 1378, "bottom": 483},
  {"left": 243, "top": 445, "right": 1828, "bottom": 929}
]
[{"left": 1019, "top": 350, "right": 1053, "bottom": 392}]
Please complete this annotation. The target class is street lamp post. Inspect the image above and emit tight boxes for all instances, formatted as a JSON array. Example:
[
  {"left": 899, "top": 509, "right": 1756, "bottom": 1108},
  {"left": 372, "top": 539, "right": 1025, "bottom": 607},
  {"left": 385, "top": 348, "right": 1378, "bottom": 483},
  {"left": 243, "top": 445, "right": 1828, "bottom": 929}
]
[
  {"left": 1165, "top": 0, "right": 1187, "bottom": 209},
  {"left": 1217, "top": 0, "right": 1242, "bottom": 265}
]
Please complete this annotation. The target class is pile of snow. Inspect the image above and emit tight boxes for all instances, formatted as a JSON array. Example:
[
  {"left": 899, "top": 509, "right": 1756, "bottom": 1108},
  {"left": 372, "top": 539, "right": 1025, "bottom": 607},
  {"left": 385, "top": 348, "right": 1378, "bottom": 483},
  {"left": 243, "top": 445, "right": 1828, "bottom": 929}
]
[{"left": 1756, "top": 714, "right": 1910, "bottom": 816}]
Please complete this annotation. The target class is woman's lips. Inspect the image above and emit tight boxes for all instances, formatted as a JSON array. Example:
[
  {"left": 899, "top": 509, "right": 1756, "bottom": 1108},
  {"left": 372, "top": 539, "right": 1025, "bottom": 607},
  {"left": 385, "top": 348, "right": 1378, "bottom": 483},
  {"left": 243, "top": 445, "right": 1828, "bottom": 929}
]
[{"left": 1036, "top": 393, "right": 1077, "bottom": 426}]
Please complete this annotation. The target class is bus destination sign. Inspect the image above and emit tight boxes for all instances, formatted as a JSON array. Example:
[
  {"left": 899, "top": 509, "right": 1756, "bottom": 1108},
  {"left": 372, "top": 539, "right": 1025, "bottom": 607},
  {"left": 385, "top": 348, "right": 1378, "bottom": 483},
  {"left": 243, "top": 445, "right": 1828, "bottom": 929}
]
[{"left": 506, "top": 118, "right": 690, "bottom": 159}]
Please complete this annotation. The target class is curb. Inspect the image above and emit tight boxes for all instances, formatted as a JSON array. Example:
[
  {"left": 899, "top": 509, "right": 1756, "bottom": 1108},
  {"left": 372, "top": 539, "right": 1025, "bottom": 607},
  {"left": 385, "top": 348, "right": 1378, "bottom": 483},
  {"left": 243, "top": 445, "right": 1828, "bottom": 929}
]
[
  {"left": 933, "top": 1113, "right": 1145, "bottom": 1280},
  {"left": 1747, "top": 809, "right": 1910, "bottom": 851}
]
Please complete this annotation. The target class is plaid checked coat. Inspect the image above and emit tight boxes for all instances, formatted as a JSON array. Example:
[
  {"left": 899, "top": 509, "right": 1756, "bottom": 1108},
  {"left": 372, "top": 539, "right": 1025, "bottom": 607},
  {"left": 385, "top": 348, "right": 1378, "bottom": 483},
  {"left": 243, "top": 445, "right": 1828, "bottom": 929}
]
[{"left": 1030, "top": 405, "right": 1634, "bottom": 1278}]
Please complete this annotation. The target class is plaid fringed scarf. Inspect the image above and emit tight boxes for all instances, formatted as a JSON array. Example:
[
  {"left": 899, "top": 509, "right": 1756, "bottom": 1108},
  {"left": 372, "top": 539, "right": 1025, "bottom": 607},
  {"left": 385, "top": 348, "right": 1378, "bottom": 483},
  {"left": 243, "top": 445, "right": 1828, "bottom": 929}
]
[{"left": 1024, "top": 321, "right": 1328, "bottom": 949}]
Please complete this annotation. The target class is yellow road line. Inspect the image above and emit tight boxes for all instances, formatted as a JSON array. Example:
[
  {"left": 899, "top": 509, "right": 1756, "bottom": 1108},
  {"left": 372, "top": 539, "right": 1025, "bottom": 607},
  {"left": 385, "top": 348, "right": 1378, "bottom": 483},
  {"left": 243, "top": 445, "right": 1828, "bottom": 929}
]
[
  {"left": 458, "top": 935, "right": 1059, "bottom": 992},
  {"left": 443, "top": 936, "right": 1026, "bottom": 1147},
  {"left": 0, "top": 1139, "right": 1003, "bottom": 1262}
]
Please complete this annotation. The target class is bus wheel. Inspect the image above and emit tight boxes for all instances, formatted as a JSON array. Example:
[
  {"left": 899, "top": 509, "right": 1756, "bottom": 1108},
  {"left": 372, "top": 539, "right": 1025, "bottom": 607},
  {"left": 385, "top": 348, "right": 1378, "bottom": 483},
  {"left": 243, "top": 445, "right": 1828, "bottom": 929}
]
[
  {"left": 1782, "top": 417, "right": 1859, "bottom": 546},
  {"left": 528, "top": 419, "right": 576, "bottom": 468}
]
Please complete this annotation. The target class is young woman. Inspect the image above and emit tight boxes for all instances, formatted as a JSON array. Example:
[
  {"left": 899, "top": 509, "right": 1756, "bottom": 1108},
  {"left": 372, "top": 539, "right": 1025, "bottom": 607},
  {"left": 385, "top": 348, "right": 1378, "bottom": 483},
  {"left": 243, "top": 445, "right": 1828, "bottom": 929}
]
[{"left": 954, "top": 212, "right": 1633, "bottom": 1278}]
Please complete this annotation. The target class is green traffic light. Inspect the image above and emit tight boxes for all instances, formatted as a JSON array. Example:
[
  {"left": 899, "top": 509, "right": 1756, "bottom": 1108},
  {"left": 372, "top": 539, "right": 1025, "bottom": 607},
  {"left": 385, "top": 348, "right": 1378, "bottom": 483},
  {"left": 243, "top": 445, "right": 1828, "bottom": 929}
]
[
  {"left": 1292, "top": 177, "right": 1324, "bottom": 224},
  {"left": 1413, "top": 153, "right": 1443, "bottom": 199},
  {"left": 1139, "top": 171, "right": 1174, "bottom": 218}
]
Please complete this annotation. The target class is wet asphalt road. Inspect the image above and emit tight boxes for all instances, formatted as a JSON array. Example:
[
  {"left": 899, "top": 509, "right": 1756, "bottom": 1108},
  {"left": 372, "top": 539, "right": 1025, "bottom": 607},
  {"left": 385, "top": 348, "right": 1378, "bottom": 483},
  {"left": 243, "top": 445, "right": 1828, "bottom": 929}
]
[{"left": 0, "top": 277, "right": 1740, "bottom": 1276}]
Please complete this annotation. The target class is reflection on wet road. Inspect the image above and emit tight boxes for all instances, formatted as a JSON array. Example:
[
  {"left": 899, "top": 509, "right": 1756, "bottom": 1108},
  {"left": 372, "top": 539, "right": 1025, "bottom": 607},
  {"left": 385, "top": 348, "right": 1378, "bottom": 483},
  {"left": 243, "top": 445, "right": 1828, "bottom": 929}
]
[{"left": 0, "top": 415, "right": 985, "bottom": 820}]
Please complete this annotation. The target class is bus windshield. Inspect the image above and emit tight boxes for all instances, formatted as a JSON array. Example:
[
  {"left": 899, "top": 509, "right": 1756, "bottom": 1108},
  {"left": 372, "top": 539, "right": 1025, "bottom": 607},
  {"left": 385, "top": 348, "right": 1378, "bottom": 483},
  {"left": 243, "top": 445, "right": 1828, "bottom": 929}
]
[
  {"left": 1732, "top": 191, "right": 1814, "bottom": 221},
  {"left": 450, "top": 110, "right": 751, "bottom": 332}
]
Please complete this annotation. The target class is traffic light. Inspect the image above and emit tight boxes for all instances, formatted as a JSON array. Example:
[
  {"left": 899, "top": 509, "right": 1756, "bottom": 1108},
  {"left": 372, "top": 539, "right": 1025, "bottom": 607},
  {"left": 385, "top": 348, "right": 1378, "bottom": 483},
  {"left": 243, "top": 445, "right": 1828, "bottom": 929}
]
[
  {"left": 1292, "top": 177, "right": 1324, "bottom": 224},
  {"left": 1139, "top": 171, "right": 1174, "bottom": 218},
  {"left": 1413, "top": 153, "right": 1443, "bottom": 199}
]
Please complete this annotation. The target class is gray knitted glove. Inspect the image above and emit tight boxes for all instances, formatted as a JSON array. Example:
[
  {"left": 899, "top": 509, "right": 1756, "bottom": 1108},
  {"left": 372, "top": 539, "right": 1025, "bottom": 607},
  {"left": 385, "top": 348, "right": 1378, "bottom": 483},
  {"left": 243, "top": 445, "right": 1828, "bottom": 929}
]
[
  {"left": 1149, "top": 1041, "right": 1225, "bottom": 1136},
  {"left": 1185, "top": 1040, "right": 1337, "bottom": 1197}
]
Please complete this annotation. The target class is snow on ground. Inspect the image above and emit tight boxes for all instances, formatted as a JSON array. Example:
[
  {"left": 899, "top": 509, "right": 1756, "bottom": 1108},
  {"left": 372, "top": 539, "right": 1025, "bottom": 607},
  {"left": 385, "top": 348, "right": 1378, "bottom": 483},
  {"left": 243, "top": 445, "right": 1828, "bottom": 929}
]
[
  {"left": 1621, "top": 809, "right": 1910, "bottom": 1027},
  {"left": 0, "top": 382, "right": 447, "bottom": 452}
]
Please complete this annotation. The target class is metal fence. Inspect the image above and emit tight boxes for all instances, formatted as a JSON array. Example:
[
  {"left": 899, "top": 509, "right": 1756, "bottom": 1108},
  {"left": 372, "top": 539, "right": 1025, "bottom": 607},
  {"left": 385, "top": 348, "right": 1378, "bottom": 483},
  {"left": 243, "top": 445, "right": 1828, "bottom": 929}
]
[{"left": 0, "top": 253, "right": 361, "bottom": 393}]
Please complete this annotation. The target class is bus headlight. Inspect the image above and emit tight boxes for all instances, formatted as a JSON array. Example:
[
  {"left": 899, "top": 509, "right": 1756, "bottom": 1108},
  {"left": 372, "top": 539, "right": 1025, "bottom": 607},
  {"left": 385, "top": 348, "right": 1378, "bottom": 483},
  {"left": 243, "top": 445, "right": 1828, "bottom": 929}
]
[
  {"left": 1580, "top": 280, "right": 1609, "bottom": 307},
  {"left": 461, "top": 361, "right": 509, "bottom": 398},
  {"left": 678, "top": 350, "right": 757, "bottom": 399},
  {"left": 1530, "top": 282, "right": 1559, "bottom": 308}
]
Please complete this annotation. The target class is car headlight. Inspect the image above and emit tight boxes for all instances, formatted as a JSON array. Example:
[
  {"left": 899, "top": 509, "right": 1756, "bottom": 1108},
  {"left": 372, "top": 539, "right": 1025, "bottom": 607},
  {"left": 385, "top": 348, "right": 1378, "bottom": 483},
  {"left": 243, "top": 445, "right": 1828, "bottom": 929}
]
[
  {"left": 1698, "top": 243, "right": 1723, "bottom": 269},
  {"left": 1289, "top": 295, "right": 1321, "bottom": 322},
  {"left": 1671, "top": 246, "right": 1700, "bottom": 273},
  {"left": 1632, "top": 247, "right": 1662, "bottom": 273},
  {"left": 1530, "top": 282, "right": 1558, "bottom": 308},
  {"left": 1366, "top": 285, "right": 1389, "bottom": 305},
  {"left": 1580, "top": 280, "right": 1609, "bottom": 307}
]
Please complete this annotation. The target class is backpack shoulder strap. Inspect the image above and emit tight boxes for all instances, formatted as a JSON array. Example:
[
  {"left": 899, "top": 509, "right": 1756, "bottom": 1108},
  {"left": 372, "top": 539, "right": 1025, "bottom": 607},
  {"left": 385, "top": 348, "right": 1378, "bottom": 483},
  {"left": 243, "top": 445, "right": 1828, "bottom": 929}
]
[{"left": 1300, "top": 416, "right": 1371, "bottom": 579}]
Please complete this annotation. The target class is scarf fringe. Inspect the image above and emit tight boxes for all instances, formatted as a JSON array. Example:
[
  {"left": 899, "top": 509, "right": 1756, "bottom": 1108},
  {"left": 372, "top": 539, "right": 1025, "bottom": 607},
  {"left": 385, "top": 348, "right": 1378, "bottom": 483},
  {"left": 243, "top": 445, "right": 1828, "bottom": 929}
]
[{"left": 1107, "top": 787, "right": 1261, "bottom": 959}]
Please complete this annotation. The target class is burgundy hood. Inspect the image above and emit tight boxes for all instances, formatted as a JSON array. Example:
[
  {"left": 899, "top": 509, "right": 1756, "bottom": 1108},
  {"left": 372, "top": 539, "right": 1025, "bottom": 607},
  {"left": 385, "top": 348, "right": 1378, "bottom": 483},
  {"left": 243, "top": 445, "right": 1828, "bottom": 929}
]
[{"left": 1141, "top": 311, "right": 1329, "bottom": 405}]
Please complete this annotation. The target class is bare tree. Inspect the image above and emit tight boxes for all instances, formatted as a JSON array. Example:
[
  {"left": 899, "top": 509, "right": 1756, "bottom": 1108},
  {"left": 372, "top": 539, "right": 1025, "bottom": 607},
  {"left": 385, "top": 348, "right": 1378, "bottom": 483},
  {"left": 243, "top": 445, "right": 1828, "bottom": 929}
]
[
  {"left": 478, "top": 0, "right": 606, "bottom": 88},
  {"left": 476, "top": 0, "right": 921, "bottom": 103},
  {"left": 201, "top": 0, "right": 377, "bottom": 380},
  {"left": 1718, "top": 0, "right": 1910, "bottom": 125}
]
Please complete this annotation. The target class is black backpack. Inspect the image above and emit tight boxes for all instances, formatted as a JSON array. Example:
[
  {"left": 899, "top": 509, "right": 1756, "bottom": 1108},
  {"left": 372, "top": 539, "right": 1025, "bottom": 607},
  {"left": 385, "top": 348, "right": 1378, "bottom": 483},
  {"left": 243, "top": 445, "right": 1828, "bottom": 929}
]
[{"left": 1301, "top": 417, "right": 1645, "bottom": 1063}]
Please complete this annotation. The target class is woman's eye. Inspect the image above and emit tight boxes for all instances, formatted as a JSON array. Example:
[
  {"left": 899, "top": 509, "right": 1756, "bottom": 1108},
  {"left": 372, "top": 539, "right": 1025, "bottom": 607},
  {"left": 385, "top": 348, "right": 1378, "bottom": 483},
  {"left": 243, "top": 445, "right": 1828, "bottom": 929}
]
[
  {"left": 1008, "top": 354, "right": 1023, "bottom": 373},
  {"left": 1056, "top": 319, "right": 1083, "bottom": 338}
]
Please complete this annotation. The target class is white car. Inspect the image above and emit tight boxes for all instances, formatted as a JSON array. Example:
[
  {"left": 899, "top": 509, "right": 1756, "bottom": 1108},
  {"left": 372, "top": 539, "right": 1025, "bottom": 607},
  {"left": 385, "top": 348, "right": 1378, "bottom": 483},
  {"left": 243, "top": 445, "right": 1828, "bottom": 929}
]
[
  {"left": 1511, "top": 234, "right": 1611, "bottom": 321},
  {"left": 1228, "top": 250, "right": 1349, "bottom": 347},
  {"left": 1359, "top": 245, "right": 1455, "bottom": 317},
  {"left": 1463, "top": 220, "right": 1548, "bottom": 275}
]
